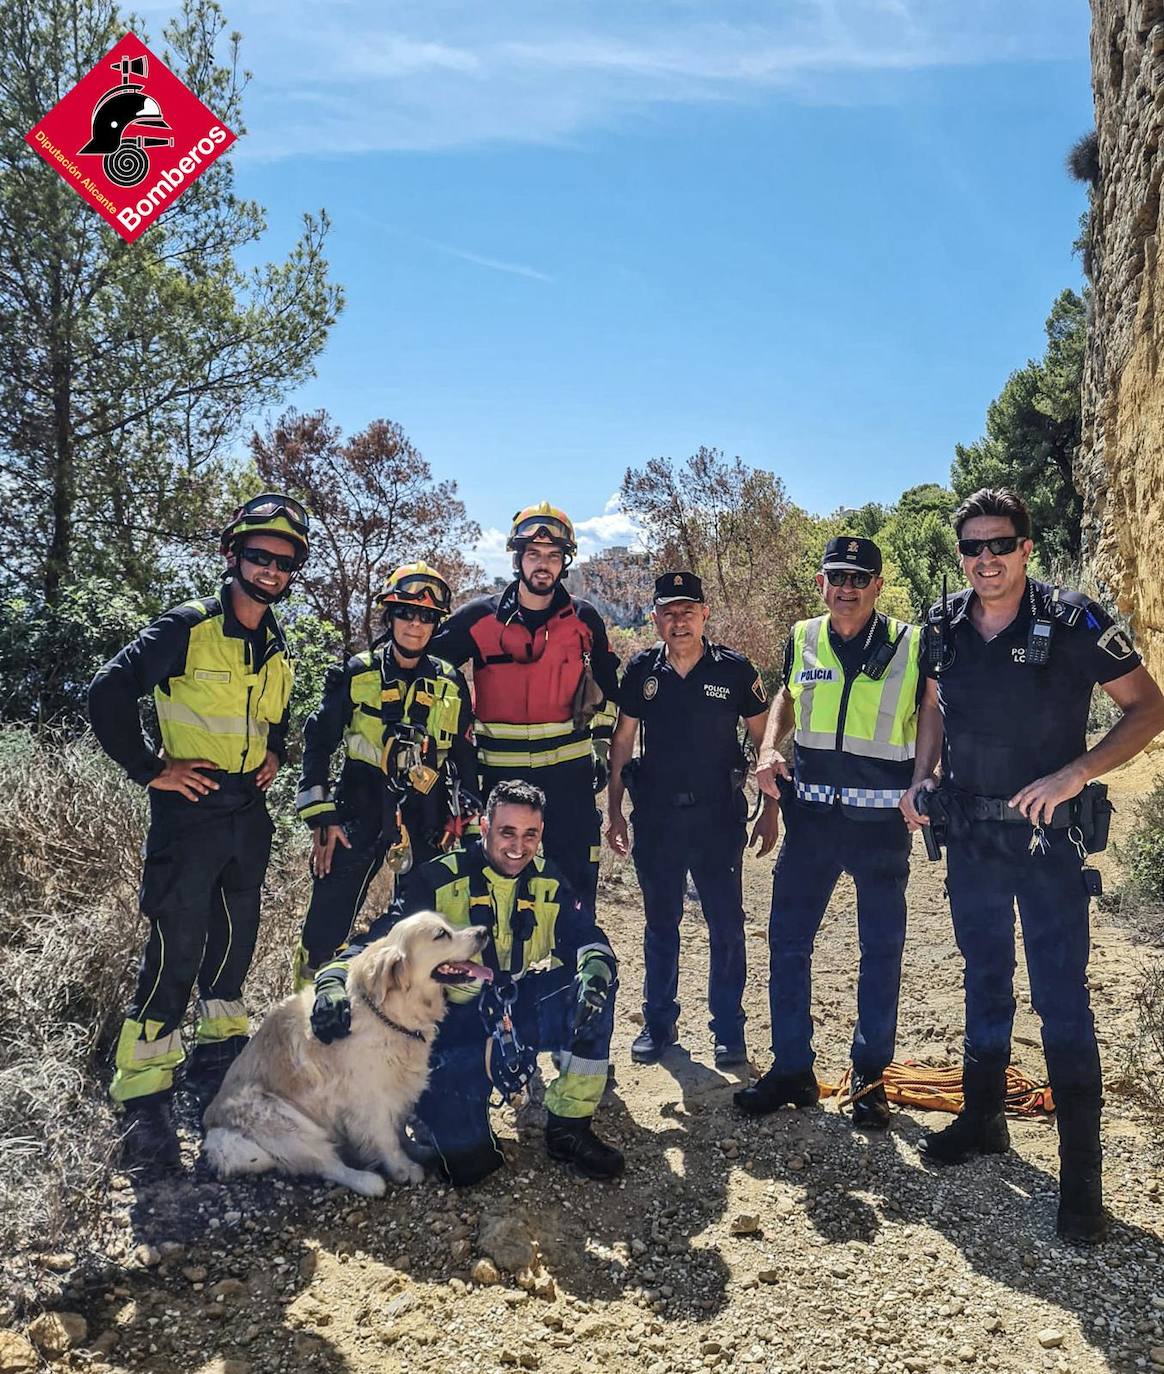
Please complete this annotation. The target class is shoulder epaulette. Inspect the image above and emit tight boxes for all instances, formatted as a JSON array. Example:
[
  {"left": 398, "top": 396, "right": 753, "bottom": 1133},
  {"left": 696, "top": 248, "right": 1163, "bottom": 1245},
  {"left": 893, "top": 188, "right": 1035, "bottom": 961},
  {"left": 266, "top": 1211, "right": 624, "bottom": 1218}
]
[
  {"left": 348, "top": 649, "right": 377, "bottom": 673},
  {"left": 1046, "top": 586, "right": 1100, "bottom": 629},
  {"left": 926, "top": 588, "right": 972, "bottom": 624},
  {"left": 174, "top": 596, "right": 221, "bottom": 624}
]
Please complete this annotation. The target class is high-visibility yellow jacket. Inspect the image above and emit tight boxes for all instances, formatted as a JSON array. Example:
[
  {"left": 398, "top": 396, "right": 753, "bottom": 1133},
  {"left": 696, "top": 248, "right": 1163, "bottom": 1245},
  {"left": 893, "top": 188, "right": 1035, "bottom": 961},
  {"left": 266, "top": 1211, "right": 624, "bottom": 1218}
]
[
  {"left": 787, "top": 612, "right": 921, "bottom": 816},
  {"left": 88, "top": 589, "right": 292, "bottom": 786}
]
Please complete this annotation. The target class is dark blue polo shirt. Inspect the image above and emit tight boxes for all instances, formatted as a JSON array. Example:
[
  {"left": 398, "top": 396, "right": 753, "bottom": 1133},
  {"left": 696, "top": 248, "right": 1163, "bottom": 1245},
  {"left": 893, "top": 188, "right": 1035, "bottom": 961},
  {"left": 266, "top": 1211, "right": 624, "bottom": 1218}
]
[
  {"left": 620, "top": 640, "right": 767, "bottom": 804},
  {"left": 925, "top": 578, "right": 1141, "bottom": 797}
]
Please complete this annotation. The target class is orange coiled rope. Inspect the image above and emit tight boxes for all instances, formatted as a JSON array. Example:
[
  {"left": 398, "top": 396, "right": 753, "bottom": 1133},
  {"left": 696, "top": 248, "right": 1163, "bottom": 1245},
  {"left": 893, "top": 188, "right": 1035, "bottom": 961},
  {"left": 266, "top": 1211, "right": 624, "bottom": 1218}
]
[{"left": 820, "top": 1060, "right": 1055, "bottom": 1118}]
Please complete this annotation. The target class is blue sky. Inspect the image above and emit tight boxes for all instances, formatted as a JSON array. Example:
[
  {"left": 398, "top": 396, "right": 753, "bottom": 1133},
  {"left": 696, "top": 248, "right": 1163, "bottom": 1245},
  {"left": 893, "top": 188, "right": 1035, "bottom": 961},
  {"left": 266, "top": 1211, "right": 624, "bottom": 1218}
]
[{"left": 157, "top": 0, "right": 1093, "bottom": 575}]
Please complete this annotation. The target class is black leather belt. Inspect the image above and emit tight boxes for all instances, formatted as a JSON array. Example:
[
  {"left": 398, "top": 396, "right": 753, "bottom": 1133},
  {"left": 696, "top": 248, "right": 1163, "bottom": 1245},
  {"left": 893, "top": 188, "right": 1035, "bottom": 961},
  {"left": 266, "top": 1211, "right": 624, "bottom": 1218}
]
[{"left": 959, "top": 793, "right": 1073, "bottom": 828}]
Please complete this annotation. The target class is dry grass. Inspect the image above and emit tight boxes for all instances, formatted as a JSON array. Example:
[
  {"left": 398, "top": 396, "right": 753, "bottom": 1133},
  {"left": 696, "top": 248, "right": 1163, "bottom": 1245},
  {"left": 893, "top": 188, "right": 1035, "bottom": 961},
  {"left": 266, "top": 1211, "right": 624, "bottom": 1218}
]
[{"left": 0, "top": 728, "right": 313, "bottom": 1260}]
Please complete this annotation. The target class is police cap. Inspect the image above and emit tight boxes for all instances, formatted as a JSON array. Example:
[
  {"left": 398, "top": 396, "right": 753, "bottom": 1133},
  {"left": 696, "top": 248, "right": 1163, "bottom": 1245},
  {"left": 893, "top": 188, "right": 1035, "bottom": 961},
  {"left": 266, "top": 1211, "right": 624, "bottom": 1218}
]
[
  {"left": 821, "top": 535, "right": 882, "bottom": 576},
  {"left": 654, "top": 570, "right": 704, "bottom": 605}
]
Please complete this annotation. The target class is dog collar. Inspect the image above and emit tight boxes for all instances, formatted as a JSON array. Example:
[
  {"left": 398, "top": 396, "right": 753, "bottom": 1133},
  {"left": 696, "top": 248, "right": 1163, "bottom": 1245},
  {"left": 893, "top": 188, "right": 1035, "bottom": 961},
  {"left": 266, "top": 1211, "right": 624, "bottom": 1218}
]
[{"left": 356, "top": 987, "right": 426, "bottom": 1042}]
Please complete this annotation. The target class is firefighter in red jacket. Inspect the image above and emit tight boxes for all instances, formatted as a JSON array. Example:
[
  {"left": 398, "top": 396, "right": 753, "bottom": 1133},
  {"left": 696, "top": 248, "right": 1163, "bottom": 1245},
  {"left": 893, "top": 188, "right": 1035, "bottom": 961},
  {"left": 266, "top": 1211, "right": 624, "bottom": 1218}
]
[{"left": 430, "top": 503, "right": 619, "bottom": 908}]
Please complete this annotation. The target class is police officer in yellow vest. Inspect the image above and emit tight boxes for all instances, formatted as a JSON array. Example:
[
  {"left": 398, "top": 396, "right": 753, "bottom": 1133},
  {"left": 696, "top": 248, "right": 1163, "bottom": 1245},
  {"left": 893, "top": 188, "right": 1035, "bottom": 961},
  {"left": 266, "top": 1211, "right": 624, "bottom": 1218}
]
[
  {"left": 89, "top": 494, "right": 309, "bottom": 1168},
  {"left": 292, "top": 562, "right": 476, "bottom": 988},
  {"left": 736, "top": 535, "right": 922, "bottom": 1125}
]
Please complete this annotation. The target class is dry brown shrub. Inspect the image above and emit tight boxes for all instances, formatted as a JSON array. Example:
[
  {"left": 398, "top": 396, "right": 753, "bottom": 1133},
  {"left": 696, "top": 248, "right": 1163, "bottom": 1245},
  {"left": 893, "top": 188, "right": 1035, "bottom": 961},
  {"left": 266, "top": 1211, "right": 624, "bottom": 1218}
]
[{"left": 0, "top": 728, "right": 313, "bottom": 1258}]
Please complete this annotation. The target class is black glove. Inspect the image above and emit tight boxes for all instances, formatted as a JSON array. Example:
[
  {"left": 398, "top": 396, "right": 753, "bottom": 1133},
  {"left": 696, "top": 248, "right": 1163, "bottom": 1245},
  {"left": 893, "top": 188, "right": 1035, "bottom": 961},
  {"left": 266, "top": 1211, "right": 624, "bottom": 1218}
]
[
  {"left": 574, "top": 960, "right": 612, "bottom": 1033},
  {"left": 311, "top": 980, "right": 352, "bottom": 1043}
]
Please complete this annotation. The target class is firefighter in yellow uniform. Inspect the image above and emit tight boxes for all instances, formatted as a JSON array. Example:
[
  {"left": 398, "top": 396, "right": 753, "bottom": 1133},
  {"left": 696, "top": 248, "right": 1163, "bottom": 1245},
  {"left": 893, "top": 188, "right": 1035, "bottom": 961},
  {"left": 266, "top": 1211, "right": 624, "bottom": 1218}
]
[
  {"left": 89, "top": 494, "right": 309, "bottom": 1169},
  {"left": 292, "top": 562, "right": 477, "bottom": 988},
  {"left": 736, "top": 535, "right": 923, "bottom": 1126}
]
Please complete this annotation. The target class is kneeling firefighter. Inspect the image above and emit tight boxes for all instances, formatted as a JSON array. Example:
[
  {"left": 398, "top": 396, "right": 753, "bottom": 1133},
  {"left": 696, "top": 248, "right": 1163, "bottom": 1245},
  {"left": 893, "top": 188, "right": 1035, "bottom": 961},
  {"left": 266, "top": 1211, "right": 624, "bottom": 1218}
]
[
  {"left": 293, "top": 562, "right": 477, "bottom": 988},
  {"left": 310, "top": 779, "right": 623, "bottom": 1185},
  {"left": 89, "top": 493, "right": 310, "bottom": 1168}
]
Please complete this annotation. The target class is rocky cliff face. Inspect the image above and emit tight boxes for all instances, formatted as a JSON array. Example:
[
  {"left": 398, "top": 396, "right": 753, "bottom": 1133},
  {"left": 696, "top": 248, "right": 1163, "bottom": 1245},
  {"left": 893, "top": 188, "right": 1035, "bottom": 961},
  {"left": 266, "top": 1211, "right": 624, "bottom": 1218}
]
[{"left": 1081, "top": 0, "right": 1164, "bottom": 681}]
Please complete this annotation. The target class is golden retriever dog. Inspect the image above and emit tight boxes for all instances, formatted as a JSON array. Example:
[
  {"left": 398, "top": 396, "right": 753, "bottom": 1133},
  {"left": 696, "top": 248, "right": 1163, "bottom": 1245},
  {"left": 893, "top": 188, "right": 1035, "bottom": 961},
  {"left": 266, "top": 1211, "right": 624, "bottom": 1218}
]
[{"left": 203, "top": 912, "right": 488, "bottom": 1195}]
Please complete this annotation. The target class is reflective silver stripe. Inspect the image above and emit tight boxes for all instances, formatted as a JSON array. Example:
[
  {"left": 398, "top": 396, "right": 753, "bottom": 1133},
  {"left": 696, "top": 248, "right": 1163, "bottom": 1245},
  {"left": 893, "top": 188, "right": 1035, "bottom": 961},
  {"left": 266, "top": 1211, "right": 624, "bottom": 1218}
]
[
  {"left": 477, "top": 740, "right": 593, "bottom": 768},
  {"left": 869, "top": 621, "right": 918, "bottom": 757},
  {"left": 838, "top": 786, "right": 905, "bottom": 808},
  {"left": 129, "top": 1029, "right": 181, "bottom": 1062},
  {"left": 576, "top": 942, "right": 615, "bottom": 964},
  {"left": 196, "top": 997, "right": 246, "bottom": 1023},
  {"left": 155, "top": 698, "right": 269, "bottom": 740},
  {"left": 555, "top": 1053, "right": 609, "bottom": 1078},
  {"left": 477, "top": 720, "right": 578, "bottom": 741},
  {"left": 296, "top": 785, "right": 331, "bottom": 809},
  {"left": 348, "top": 735, "right": 381, "bottom": 767}
]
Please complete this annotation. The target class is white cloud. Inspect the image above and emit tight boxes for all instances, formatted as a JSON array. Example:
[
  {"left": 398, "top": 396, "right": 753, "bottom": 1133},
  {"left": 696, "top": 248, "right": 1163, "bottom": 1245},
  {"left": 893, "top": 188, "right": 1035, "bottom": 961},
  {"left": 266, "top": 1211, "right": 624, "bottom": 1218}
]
[
  {"left": 215, "top": 0, "right": 1084, "bottom": 159},
  {"left": 470, "top": 525, "right": 512, "bottom": 579},
  {"left": 426, "top": 242, "right": 553, "bottom": 283}
]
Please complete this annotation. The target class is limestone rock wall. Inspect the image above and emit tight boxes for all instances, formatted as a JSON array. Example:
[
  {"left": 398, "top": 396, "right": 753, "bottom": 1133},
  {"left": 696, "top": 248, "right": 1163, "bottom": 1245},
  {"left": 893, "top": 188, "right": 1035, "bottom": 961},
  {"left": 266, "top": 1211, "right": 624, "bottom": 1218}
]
[{"left": 1082, "top": 0, "right": 1164, "bottom": 681}]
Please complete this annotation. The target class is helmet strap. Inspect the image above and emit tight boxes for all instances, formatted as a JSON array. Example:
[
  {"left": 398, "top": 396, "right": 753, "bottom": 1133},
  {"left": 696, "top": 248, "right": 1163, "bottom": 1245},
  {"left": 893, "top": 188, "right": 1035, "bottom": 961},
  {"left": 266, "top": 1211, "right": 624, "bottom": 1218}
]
[{"left": 224, "top": 549, "right": 298, "bottom": 606}]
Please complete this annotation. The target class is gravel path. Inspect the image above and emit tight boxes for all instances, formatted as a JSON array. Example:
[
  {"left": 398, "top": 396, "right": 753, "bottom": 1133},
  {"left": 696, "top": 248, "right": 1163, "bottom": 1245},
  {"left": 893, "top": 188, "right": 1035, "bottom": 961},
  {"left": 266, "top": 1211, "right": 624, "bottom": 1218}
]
[{"left": 3, "top": 762, "right": 1162, "bottom": 1374}]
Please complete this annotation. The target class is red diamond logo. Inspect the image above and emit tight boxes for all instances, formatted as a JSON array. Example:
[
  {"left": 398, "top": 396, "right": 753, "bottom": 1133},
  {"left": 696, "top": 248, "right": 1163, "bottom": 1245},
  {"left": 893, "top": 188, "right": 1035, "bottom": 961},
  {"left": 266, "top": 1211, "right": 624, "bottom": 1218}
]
[{"left": 25, "top": 33, "right": 236, "bottom": 243}]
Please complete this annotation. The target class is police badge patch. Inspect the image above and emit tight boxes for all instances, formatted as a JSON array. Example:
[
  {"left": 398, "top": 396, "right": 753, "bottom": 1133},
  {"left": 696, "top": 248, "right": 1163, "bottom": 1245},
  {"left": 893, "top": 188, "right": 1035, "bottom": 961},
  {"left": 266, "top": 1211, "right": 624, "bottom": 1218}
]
[
  {"left": 643, "top": 676, "right": 658, "bottom": 700},
  {"left": 1096, "top": 624, "right": 1134, "bottom": 661}
]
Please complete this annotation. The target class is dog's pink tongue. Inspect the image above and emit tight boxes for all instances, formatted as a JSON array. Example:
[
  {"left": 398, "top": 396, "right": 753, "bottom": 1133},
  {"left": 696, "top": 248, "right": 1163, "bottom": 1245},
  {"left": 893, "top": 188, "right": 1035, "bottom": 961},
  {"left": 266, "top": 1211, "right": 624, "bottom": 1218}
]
[{"left": 464, "top": 962, "right": 493, "bottom": 982}]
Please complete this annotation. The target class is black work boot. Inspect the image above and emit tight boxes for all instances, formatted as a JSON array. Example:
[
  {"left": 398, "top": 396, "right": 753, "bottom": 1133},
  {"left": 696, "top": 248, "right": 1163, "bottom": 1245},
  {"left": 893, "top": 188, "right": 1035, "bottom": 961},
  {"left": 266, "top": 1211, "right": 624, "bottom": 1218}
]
[
  {"left": 714, "top": 1039, "right": 749, "bottom": 1070},
  {"left": 919, "top": 1056, "right": 1009, "bottom": 1165},
  {"left": 545, "top": 1113, "right": 624, "bottom": 1179},
  {"left": 185, "top": 1035, "right": 249, "bottom": 1110},
  {"left": 1054, "top": 1090, "right": 1109, "bottom": 1244},
  {"left": 733, "top": 1066, "right": 819, "bottom": 1115},
  {"left": 120, "top": 1096, "right": 181, "bottom": 1171},
  {"left": 631, "top": 1023, "right": 678, "bottom": 1064},
  {"left": 849, "top": 1071, "right": 891, "bottom": 1129}
]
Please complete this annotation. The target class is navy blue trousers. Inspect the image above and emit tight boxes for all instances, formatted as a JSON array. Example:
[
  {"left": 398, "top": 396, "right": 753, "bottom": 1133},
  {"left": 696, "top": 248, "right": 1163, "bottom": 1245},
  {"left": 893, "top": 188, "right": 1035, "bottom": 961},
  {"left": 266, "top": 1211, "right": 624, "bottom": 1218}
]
[
  {"left": 418, "top": 967, "right": 615, "bottom": 1183},
  {"left": 767, "top": 803, "right": 910, "bottom": 1076},
  {"left": 945, "top": 823, "right": 1100, "bottom": 1091},
  {"left": 631, "top": 796, "right": 747, "bottom": 1044}
]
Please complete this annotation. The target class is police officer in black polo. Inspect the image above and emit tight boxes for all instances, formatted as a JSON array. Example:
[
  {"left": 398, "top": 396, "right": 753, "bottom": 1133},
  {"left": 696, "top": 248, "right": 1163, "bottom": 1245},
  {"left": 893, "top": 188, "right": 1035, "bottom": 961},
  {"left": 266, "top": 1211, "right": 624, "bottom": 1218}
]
[
  {"left": 606, "top": 571, "right": 778, "bottom": 1068},
  {"left": 901, "top": 487, "right": 1164, "bottom": 1243}
]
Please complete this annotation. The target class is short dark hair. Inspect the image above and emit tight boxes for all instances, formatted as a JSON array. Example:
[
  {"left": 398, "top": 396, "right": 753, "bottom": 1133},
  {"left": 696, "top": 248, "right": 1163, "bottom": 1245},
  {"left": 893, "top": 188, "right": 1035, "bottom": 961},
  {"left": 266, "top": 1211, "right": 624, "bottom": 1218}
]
[
  {"left": 485, "top": 779, "right": 546, "bottom": 822},
  {"left": 953, "top": 487, "right": 1032, "bottom": 540}
]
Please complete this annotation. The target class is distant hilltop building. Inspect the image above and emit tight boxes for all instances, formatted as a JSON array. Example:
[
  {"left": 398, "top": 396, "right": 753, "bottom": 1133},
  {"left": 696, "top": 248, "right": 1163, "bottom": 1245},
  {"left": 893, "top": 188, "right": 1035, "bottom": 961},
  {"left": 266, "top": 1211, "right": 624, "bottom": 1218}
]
[{"left": 571, "top": 545, "right": 653, "bottom": 628}]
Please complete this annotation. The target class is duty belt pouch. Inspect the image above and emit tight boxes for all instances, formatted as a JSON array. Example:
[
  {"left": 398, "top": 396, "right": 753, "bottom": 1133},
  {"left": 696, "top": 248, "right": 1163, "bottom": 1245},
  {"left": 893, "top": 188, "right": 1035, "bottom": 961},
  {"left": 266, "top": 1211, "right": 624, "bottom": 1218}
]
[
  {"left": 729, "top": 746, "right": 747, "bottom": 794},
  {"left": 620, "top": 757, "right": 641, "bottom": 806},
  {"left": 1076, "top": 781, "right": 1112, "bottom": 855},
  {"left": 572, "top": 652, "right": 605, "bottom": 729}
]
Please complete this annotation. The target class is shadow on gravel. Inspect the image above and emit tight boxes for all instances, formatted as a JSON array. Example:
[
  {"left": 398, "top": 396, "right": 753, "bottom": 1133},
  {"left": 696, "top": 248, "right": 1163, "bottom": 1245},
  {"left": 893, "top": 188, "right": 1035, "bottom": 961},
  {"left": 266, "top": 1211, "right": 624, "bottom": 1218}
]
[
  {"left": 729, "top": 1102, "right": 1164, "bottom": 1370},
  {"left": 95, "top": 1101, "right": 357, "bottom": 1374}
]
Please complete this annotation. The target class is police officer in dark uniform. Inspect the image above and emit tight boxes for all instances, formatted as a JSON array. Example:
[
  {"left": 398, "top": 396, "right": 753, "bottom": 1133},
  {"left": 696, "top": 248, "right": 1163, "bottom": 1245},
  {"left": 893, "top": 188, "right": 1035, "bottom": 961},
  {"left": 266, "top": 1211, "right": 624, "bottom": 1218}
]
[
  {"left": 607, "top": 571, "right": 778, "bottom": 1068},
  {"left": 900, "top": 488, "right": 1164, "bottom": 1243}
]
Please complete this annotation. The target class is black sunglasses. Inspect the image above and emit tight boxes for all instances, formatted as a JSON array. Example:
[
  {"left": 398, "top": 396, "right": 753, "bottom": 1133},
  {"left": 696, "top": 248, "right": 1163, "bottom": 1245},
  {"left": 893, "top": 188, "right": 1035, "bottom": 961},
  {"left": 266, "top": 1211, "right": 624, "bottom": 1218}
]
[
  {"left": 957, "top": 536, "right": 1021, "bottom": 558},
  {"left": 391, "top": 605, "right": 441, "bottom": 624},
  {"left": 825, "top": 569, "right": 873, "bottom": 589},
  {"left": 240, "top": 546, "right": 297, "bottom": 573}
]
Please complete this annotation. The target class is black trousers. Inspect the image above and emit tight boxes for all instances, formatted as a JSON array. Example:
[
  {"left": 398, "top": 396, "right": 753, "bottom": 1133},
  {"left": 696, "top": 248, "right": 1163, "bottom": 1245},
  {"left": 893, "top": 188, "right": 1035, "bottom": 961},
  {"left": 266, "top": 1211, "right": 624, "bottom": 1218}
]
[
  {"left": 298, "top": 810, "right": 441, "bottom": 972},
  {"left": 631, "top": 793, "right": 748, "bottom": 1044},
  {"left": 111, "top": 784, "right": 273, "bottom": 1104}
]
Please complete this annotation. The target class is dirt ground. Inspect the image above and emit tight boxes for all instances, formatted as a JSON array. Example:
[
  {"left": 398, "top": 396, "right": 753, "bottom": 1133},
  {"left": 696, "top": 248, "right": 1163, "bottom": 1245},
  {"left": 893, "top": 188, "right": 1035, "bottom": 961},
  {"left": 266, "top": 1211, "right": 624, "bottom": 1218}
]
[{"left": 9, "top": 757, "right": 1164, "bottom": 1374}]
